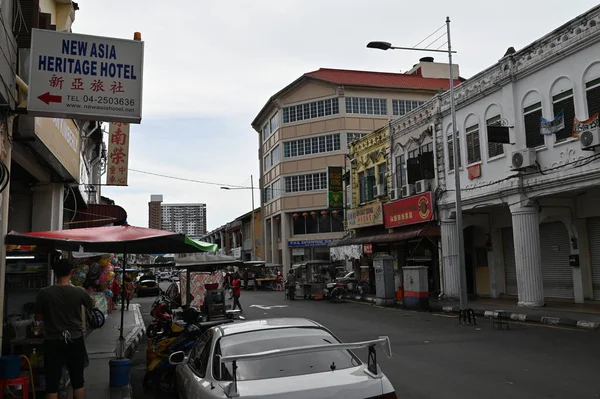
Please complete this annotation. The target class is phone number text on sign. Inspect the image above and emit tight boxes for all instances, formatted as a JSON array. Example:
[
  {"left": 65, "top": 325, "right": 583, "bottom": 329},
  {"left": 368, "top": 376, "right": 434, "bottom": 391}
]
[{"left": 73, "top": 95, "right": 136, "bottom": 107}]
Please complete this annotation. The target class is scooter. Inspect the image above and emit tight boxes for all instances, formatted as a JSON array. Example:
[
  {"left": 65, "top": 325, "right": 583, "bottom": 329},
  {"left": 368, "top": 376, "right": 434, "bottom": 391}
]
[
  {"left": 147, "top": 295, "right": 185, "bottom": 339},
  {"left": 144, "top": 307, "right": 234, "bottom": 393}
]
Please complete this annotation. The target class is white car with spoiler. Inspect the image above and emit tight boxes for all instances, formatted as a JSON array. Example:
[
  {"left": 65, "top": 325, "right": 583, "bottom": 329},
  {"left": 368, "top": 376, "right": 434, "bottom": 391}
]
[{"left": 169, "top": 318, "right": 396, "bottom": 399}]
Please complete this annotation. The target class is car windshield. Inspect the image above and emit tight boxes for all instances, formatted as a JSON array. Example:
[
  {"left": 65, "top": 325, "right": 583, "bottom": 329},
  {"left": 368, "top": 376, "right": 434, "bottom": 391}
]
[
  {"left": 215, "top": 327, "right": 360, "bottom": 381},
  {"left": 140, "top": 280, "right": 156, "bottom": 287}
]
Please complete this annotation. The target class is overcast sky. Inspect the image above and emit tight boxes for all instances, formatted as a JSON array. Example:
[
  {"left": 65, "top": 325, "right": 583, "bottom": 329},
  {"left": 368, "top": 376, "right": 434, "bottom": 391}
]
[{"left": 75, "top": 0, "right": 599, "bottom": 232}]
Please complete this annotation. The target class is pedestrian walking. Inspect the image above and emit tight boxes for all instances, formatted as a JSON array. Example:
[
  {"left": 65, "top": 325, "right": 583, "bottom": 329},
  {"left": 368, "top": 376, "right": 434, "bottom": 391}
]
[
  {"left": 111, "top": 278, "right": 120, "bottom": 311},
  {"left": 232, "top": 273, "right": 243, "bottom": 311},
  {"left": 287, "top": 269, "right": 296, "bottom": 300},
  {"left": 123, "top": 276, "right": 133, "bottom": 311},
  {"left": 34, "top": 259, "right": 95, "bottom": 399}
]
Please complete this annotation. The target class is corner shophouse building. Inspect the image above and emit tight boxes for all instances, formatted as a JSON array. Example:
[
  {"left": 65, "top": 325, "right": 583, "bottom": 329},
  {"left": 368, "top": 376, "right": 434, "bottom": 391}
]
[
  {"left": 330, "top": 119, "right": 441, "bottom": 294},
  {"left": 434, "top": 5, "right": 600, "bottom": 306},
  {"left": 252, "top": 62, "right": 460, "bottom": 273}
]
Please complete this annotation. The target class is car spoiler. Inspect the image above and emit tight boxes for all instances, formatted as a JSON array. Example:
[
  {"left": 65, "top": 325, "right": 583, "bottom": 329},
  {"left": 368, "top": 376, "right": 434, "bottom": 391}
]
[{"left": 219, "top": 336, "right": 392, "bottom": 398}]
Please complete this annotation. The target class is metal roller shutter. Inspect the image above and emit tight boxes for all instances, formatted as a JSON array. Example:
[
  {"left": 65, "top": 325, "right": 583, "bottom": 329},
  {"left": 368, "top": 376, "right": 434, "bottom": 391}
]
[
  {"left": 502, "top": 227, "right": 518, "bottom": 296},
  {"left": 586, "top": 216, "right": 600, "bottom": 299},
  {"left": 539, "top": 221, "right": 573, "bottom": 299}
]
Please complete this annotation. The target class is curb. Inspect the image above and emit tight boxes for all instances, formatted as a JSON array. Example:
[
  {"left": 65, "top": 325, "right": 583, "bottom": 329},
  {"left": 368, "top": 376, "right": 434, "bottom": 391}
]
[
  {"left": 123, "top": 303, "right": 146, "bottom": 358},
  {"left": 346, "top": 296, "right": 600, "bottom": 331},
  {"left": 430, "top": 303, "right": 600, "bottom": 331}
]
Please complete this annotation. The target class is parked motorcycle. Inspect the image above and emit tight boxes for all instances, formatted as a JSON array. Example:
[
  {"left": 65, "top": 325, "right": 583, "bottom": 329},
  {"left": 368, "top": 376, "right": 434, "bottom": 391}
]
[
  {"left": 147, "top": 295, "right": 184, "bottom": 339},
  {"left": 324, "top": 282, "right": 347, "bottom": 303},
  {"left": 144, "top": 307, "right": 233, "bottom": 393}
]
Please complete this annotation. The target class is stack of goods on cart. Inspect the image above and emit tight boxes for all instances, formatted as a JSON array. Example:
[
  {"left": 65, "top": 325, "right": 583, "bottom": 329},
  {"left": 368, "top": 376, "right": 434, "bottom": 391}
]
[{"left": 71, "top": 253, "right": 119, "bottom": 316}]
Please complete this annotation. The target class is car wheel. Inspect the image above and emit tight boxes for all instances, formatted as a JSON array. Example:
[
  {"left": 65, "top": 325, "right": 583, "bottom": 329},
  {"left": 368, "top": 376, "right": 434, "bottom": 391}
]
[
  {"left": 143, "top": 372, "right": 154, "bottom": 391},
  {"left": 158, "top": 369, "right": 176, "bottom": 394}
]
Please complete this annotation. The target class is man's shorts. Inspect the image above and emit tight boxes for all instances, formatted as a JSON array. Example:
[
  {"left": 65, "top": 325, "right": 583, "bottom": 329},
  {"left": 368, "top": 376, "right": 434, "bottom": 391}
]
[{"left": 43, "top": 337, "right": 87, "bottom": 393}]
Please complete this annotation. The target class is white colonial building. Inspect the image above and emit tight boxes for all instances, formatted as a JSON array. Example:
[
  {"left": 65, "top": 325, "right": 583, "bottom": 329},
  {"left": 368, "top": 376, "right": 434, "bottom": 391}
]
[{"left": 434, "top": 5, "right": 600, "bottom": 306}]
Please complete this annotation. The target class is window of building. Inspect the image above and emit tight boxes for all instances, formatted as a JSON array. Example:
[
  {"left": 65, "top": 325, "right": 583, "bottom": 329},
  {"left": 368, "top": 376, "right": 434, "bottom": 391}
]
[
  {"left": 486, "top": 115, "right": 504, "bottom": 158},
  {"left": 292, "top": 210, "right": 345, "bottom": 235},
  {"left": 392, "top": 100, "right": 426, "bottom": 116},
  {"left": 377, "top": 163, "right": 387, "bottom": 195},
  {"left": 263, "top": 145, "right": 280, "bottom": 171},
  {"left": 283, "top": 98, "right": 339, "bottom": 124},
  {"left": 421, "top": 142, "right": 433, "bottom": 154},
  {"left": 284, "top": 173, "right": 327, "bottom": 193},
  {"left": 270, "top": 114, "right": 279, "bottom": 134},
  {"left": 465, "top": 123, "right": 481, "bottom": 164},
  {"left": 283, "top": 134, "right": 341, "bottom": 158},
  {"left": 395, "top": 155, "right": 405, "bottom": 195},
  {"left": 447, "top": 129, "right": 462, "bottom": 171},
  {"left": 262, "top": 122, "right": 271, "bottom": 142},
  {"left": 552, "top": 89, "right": 576, "bottom": 142},
  {"left": 345, "top": 97, "right": 387, "bottom": 115},
  {"left": 408, "top": 149, "right": 418, "bottom": 159},
  {"left": 347, "top": 133, "right": 368, "bottom": 145},
  {"left": 263, "top": 179, "right": 281, "bottom": 203},
  {"left": 359, "top": 167, "right": 376, "bottom": 203},
  {"left": 586, "top": 77, "right": 600, "bottom": 117},
  {"left": 524, "top": 102, "right": 544, "bottom": 148}
]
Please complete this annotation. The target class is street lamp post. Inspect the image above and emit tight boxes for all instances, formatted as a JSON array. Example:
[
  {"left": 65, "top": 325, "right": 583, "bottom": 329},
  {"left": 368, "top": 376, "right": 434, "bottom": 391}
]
[
  {"left": 367, "top": 16, "right": 468, "bottom": 308},
  {"left": 220, "top": 174, "right": 256, "bottom": 261}
]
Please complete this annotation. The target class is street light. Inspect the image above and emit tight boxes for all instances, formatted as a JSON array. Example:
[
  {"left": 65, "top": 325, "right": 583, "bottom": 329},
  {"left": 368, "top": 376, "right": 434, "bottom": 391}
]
[
  {"left": 367, "top": 17, "right": 468, "bottom": 309},
  {"left": 220, "top": 175, "right": 256, "bottom": 261}
]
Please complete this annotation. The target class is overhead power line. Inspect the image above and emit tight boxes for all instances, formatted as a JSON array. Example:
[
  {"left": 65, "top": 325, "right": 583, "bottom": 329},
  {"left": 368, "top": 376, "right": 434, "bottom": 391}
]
[{"left": 128, "top": 168, "right": 250, "bottom": 189}]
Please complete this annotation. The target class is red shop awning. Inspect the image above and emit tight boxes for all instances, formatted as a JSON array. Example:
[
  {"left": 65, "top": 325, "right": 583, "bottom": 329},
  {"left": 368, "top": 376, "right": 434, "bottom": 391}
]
[
  {"left": 65, "top": 204, "right": 128, "bottom": 229},
  {"left": 329, "top": 225, "right": 440, "bottom": 247}
]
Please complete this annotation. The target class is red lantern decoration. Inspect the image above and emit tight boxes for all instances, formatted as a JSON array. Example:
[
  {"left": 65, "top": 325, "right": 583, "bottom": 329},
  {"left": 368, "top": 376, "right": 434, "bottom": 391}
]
[
  {"left": 275, "top": 216, "right": 281, "bottom": 223},
  {"left": 310, "top": 211, "right": 317, "bottom": 218},
  {"left": 293, "top": 213, "right": 299, "bottom": 220},
  {"left": 302, "top": 212, "right": 309, "bottom": 218},
  {"left": 321, "top": 210, "right": 328, "bottom": 217},
  {"left": 332, "top": 210, "right": 339, "bottom": 217}
]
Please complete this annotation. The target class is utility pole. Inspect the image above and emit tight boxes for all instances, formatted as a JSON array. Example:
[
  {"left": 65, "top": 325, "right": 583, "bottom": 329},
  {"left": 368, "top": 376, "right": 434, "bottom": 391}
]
[{"left": 250, "top": 175, "right": 255, "bottom": 261}]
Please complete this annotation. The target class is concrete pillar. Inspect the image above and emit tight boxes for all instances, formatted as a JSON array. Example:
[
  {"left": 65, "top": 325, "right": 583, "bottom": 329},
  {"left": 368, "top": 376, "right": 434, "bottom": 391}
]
[
  {"left": 510, "top": 204, "right": 545, "bottom": 307},
  {"left": 271, "top": 217, "right": 277, "bottom": 264},
  {"left": 232, "top": 230, "right": 237, "bottom": 248},
  {"left": 219, "top": 231, "right": 224, "bottom": 254},
  {"left": 441, "top": 219, "right": 461, "bottom": 299},
  {"left": 281, "top": 213, "right": 290, "bottom": 274},
  {"left": 488, "top": 228, "right": 504, "bottom": 298},
  {"left": 31, "top": 183, "right": 64, "bottom": 231}
]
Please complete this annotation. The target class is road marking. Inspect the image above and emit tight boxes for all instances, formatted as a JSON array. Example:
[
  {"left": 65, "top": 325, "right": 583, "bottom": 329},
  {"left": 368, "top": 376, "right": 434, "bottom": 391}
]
[{"left": 249, "top": 305, "right": 289, "bottom": 310}]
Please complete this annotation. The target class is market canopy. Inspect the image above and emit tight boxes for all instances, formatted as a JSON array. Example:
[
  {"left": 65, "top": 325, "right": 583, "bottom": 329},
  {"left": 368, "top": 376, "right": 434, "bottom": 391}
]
[
  {"left": 5, "top": 225, "right": 219, "bottom": 254},
  {"left": 176, "top": 252, "right": 244, "bottom": 268}
]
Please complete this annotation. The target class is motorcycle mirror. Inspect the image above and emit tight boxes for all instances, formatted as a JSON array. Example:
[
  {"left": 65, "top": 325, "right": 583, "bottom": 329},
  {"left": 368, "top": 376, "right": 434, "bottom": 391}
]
[{"left": 169, "top": 351, "right": 187, "bottom": 365}]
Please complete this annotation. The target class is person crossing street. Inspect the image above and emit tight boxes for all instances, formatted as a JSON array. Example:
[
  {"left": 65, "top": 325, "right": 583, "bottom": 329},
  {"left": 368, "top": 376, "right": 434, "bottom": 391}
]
[{"left": 231, "top": 273, "right": 243, "bottom": 311}]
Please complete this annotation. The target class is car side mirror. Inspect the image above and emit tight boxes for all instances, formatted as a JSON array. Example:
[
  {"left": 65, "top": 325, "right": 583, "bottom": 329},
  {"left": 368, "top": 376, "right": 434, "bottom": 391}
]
[{"left": 169, "top": 351, "right": 187, "bottom": 365}]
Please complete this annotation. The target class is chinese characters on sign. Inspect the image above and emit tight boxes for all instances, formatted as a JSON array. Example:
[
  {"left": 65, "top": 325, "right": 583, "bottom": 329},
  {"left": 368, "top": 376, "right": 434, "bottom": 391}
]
[
  {"left": 346, "top": 202, "right": 383, "bottom": 229},
  {"left": 327, "top": 166, "right": 344, "bottom": 208},
  {"left": 28, "top": 29, "right": 144, "bottom": 123},
  {"left": 363, "top": 244, "right": 373, "bottom": 254},
  {"left": 383, "top": 192, "right": 434, "bottom": 228},
  {"left": 106, "top": 122, "right": 130, "bottom": 186}
]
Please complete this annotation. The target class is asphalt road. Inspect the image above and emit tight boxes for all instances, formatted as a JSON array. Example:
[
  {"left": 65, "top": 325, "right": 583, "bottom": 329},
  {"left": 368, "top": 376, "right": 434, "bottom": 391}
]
[{"left": 132, "top": 283, "right": 600, "bottom": 399}]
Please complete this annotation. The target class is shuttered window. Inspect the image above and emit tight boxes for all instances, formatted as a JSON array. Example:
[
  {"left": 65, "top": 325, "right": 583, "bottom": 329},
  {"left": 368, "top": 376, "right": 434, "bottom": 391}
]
[
  {"left": 586, "top": 78, "right": 600, "bottom": 117},
  {"left": 552, "top": 89, "right": 575, "bottom": 142},
  {"left": 486, "top": 115, "right": 504, "bottom": 158},
  {"left": 524, "top": 102, "right": 544, "bottom": 148},
  {"left": 395, "top": 155, "right": 405, "bottom": 194},
  {"left": 465, "top": 124, "right": 481, "bottom": 164},
  {"left": 447, "top": 132, "right": 462, "bottom": 171}
]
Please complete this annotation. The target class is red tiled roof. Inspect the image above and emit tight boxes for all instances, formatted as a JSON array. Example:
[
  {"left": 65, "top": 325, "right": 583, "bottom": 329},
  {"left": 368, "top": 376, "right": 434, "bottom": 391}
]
[{"left": 305, "top": 68, "right": 461, "bottom": 90}]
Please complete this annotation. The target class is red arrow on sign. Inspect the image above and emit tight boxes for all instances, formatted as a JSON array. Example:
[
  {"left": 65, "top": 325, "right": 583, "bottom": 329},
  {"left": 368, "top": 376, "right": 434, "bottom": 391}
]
[{"left": 37, "top": 92, "right": 62, "bottom": 105}]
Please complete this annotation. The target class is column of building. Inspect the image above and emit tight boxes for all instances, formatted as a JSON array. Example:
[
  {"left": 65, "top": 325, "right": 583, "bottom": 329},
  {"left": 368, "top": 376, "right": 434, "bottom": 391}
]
[
  {"left": 440, "top": 218, "right": 461, "bottom": 299},
  {"left": 281, "top": 213, "right": 290, "bottom": 273}
]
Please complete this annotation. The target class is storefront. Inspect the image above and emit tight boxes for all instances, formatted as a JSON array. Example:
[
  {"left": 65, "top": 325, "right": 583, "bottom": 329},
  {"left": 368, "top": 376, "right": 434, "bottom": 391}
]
[
  {"left": 587, "top": 217, "right": 600, "bottom": 299},
  {"left": 289, "top": 239, "right": 339, "bottom": 263}
]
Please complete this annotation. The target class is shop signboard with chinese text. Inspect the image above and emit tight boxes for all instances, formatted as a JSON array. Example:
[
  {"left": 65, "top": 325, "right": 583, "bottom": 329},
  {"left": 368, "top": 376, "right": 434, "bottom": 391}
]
[
  {"left": 327, "top": 166, "right": 343, "bottom": 208},
  {"left": 288, "top": 239, "right": 336, "bottom": 247},
  {"left": 363, "top": 244, "right": 373, "bottom": 254},
  {"left": 346, "top": 202, "right": 383, "bottom": 229},
  {"left": 384, "top": 192, "right": 434, "bottom": 228},
  {"left": 28, "top": 29, "right": 144, "bottom": 123},
  {"left": 106, "top": 122, "right": 130, "bottom": 186}
]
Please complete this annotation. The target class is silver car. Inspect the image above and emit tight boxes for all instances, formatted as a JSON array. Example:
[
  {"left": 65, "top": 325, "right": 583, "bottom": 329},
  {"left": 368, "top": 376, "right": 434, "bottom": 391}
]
[{"left": 169, "top": 317, "right": 396, "bottom": 399}]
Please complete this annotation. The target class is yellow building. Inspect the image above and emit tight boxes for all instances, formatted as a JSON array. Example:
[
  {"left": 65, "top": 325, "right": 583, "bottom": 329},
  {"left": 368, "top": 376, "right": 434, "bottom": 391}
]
[{"left": 252, "top": 59, "right": 459, "bottom": 272}]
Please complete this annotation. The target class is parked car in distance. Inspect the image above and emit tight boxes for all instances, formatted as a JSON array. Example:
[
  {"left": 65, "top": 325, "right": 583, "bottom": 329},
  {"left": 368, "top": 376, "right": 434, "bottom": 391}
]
[
  {"left": 137, "top": 279, "right": 160, "bottom": 297},
  {"left": 169, "top": 318, "right": 395, "bottom": 399},
  {"left": 170, "top": 273, "right": 180, "bottom": 282}
]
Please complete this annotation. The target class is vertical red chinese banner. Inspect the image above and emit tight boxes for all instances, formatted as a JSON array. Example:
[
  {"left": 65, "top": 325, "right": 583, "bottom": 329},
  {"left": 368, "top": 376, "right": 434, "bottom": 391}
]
[{"left": 106, "top": 122, "right": 130, "bottom": 186}]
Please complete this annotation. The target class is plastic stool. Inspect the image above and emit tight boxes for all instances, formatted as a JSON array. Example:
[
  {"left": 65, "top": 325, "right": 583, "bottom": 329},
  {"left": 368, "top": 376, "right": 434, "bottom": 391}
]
[{"left": 0, "top": 375, "right": 29, "bottom": 399}]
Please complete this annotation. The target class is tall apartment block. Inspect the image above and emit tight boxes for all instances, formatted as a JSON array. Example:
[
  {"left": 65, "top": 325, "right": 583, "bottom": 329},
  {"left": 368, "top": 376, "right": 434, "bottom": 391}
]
[
  {"left": 148, "top": 194, "right": 163, "bottom": 230},
  {"left": 161, "top": 203, "right": 207, "bottom": 239}
]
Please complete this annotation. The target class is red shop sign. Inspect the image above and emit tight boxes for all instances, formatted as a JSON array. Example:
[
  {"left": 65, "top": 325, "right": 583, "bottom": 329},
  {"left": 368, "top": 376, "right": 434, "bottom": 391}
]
[
  {"left": 384, "top": 191, "right": 434, "bottom": 228},
  {"left": 363, "top": 244, "right": 373, "bottom": 254}
]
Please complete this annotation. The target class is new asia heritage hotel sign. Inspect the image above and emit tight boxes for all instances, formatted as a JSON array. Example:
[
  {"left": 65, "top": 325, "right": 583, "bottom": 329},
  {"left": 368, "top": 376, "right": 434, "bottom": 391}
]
[
  {"left": 384, "top": 192, "right": 434, "bottom": 228},
  {"left": 28, "top": 29, "right": 144, "bottom": 123},
  {"left": 347, "top": 202, "right": 383, "bottom": 229}
]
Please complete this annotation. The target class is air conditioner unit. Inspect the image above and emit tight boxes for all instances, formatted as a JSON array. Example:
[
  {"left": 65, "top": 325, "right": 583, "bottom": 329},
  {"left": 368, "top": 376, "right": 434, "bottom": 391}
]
[
  {"left": 510, "top": 148, "right": 536, "bottom": 171},
  {"left": 373, "top": 184, "right": 385, "bottom": 197},
  {"left": 390, "top": 188, "right": 399, "bottom": 201},
  {"left": 415, "top": 179, "right": 430, "bottom": 194},
  {"left": 401, "top": 184, "right": 415, "bottom": 198},
  {"left": 580, "top": 126, "right": 600, "bottom": 150}
]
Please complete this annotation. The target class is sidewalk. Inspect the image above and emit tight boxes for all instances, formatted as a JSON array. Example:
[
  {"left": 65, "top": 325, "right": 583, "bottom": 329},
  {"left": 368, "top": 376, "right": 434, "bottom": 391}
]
[
  {"left": 81, "top": 304, "right": 145, "bottom": 399},
  {"left": 349, "top": 294, "right": 600, "bottom": 331}
]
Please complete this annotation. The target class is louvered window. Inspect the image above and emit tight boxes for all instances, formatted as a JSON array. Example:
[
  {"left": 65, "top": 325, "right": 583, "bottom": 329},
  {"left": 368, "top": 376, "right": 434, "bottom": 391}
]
[
  {"left": 465, "top": 124, "right": 481, "bottom": 164},
  {"left": 447, "top": 131, "right": 462, "bottom": 171},
  {"left": 552, "top": 89, "right": 575, "bottom": 142},
  {"left": 586, "top": 77, "right": 600, "bottom": 117},
  {"left": 486, "top": 115, "right": 504, "bottom": 158},
  {"left": 524, "top": 102, "right": 544, "bottom": 148}
]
